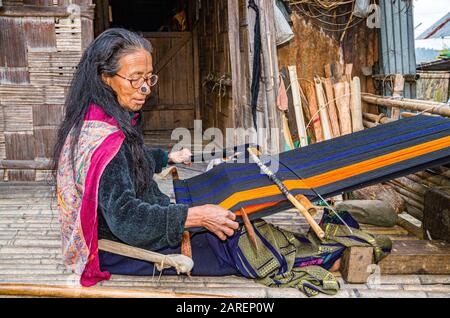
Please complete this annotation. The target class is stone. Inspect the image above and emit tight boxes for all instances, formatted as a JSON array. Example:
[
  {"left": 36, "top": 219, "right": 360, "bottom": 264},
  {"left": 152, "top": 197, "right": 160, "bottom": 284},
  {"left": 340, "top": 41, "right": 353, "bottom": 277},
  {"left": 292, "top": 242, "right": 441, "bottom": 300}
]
[{"left": 336, "top": 200, "right": 398, "bottom": 227}]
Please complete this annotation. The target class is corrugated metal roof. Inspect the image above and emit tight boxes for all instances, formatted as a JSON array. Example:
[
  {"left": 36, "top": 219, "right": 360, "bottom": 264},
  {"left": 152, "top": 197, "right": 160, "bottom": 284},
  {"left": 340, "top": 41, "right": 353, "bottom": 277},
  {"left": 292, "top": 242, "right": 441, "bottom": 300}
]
[
  {"left": 379, "top": 0, "right": 417, "bottom": 98},
  {"left": 417, "top": 12, "right": 450, "bottom": 40}
]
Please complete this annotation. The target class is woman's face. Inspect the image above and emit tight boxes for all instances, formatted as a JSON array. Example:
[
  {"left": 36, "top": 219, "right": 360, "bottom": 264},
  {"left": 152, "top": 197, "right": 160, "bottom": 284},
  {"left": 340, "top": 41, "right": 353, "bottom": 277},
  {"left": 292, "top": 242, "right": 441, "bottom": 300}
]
[{"left": 103, "top": 49, "right": 153, "bottom": 112}]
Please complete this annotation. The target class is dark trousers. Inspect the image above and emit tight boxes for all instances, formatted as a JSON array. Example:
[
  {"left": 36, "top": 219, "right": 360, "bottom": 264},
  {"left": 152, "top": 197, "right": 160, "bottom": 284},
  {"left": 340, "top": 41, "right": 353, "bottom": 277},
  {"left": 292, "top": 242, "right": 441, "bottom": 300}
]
[{"left": 99, "top": 232, "right": 240, "bottom": 276}]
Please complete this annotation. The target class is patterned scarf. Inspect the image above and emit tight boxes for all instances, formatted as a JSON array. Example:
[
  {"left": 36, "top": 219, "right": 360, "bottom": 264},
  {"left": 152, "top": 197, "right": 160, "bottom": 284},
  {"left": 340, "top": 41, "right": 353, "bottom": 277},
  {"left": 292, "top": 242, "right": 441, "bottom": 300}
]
[{"left": 57, "top": 104, "right": 125, "bottom": 287}]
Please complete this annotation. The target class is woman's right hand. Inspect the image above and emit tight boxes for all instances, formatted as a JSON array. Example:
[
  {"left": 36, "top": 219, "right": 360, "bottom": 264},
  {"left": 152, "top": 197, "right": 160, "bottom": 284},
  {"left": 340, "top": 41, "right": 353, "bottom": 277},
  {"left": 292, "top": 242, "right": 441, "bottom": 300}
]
[{"left": 185, "top": 204, "right": 239, "bottom": 240}]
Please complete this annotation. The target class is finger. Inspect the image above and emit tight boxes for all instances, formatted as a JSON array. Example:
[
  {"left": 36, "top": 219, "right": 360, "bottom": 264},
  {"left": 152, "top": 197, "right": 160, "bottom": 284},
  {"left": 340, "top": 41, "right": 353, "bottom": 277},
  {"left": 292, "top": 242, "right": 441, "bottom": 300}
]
[
  {"left": 214, "top": 231, "right": 227, "bottom": 241},
  {"left": 227, "top": 211, "right": 236, "bottom": 221},
  {"left": 228, "top": 220, "right": 240, "bottom": 230},
  {"left": 221, "top": 226, "right": 235, "bottom": 237}
]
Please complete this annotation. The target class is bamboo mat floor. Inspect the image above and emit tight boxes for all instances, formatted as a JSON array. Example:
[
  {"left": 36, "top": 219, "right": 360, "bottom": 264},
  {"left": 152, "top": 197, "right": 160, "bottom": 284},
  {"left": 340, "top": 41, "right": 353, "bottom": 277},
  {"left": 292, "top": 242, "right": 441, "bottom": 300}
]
[{"left": 0, "top": 165, "right": 449, "bottom": 298}]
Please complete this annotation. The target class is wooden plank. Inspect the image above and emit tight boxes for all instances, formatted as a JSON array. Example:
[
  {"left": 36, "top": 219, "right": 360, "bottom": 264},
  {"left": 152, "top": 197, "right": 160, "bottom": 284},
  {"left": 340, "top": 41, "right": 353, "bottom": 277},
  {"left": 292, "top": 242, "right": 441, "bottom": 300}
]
[
  {"left": 390, "top": 74, "right": 405, "bottom": 119},
  {"left": 379, "top": 240, "right": 450, "bottom": 274},
  {"left": 0, "top": 4, "right": 95, "bottom": 19}
]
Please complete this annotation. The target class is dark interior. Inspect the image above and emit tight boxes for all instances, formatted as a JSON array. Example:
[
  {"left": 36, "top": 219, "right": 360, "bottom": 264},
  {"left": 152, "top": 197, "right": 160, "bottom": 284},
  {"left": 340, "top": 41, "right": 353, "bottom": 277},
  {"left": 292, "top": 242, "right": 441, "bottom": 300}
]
[{"left": 109, "top": 0, "right": 188, "bottom": 32}]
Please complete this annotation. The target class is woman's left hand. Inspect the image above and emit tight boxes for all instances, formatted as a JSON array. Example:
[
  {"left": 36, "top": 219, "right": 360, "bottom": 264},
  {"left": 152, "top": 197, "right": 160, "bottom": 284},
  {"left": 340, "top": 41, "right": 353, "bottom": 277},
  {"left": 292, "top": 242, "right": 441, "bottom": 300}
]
[{"left": 168, "top": 148, "right": 192, "bottom": 166}]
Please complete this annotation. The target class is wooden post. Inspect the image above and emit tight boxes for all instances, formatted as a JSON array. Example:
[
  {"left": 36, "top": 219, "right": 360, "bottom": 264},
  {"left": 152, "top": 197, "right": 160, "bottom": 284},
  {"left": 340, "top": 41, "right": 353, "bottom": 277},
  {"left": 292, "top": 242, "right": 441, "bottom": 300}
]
[
  {"left": 322, "top": 77, "right": 341, "bottom": 138},
  {"left": 391, "top": 74, "right": 405, "bottom": 120},
  {"left": 334, "top": 81, "right": 352, "bottom": 135},
  {"left": 340, "top": 247, "right": 374, "bottom": 283},
  {"left": 350, "top": 77, "right": 364, "bottom": 132}
]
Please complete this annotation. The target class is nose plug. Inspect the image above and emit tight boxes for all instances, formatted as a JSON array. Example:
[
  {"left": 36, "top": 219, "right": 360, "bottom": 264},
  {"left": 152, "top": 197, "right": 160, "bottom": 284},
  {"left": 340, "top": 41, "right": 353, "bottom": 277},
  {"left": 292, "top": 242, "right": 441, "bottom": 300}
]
[{"left": 139, "top": 86, "right": 149, "bottom": 94}]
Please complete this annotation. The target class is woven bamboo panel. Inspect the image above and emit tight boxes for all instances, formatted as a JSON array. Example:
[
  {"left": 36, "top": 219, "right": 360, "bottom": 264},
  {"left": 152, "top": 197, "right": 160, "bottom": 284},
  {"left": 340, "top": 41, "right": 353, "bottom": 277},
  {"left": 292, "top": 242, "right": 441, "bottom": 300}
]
[
  {"left": 35, "top": 170, "right": 54, "bottom": 183},
  {"left": 29, "top": 51, "right": 80, "bottom": 86},
  {"left": 33, "top": 104, "right": 64, "bottom": 126},
  {"left": 6, "top": 169, "right": 36, "bottom": 182},
  {"left": 43, "top": 86, "right": 66, "bottom": 104},
  {"left": 5, "top": 132, "right": 35, "bottom": 160},
  {"left": 3, "top": 105, "right": 33, "bottom": 132},
  {"left": 34, "top": 127, "right": 57, "bottom": 158},
  {"left": 0, "top": 104, "right": 5, "bottom": 159},
  {"left": 55, "top": 17, "right": 82, "bottom": 52},
  {"left": 0, "top": 85, "right": 45, "bottom": 105},
  {"left": 23, "top": 17, "right": 57, "bottom": 52},
  {"left": 0, "top": 67, "right": 30, "bottom": 85}
]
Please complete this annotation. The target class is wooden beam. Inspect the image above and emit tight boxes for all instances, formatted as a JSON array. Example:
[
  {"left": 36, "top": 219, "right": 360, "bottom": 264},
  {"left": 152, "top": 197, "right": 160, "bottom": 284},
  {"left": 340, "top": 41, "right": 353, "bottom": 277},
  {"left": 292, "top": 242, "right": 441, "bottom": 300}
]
[
  {"left": 390, "top": 74, "right": 405, "bottom": 120},
  {"left": 0, "top": 159, "right": 52, "bottom": 170},
  {"left": 0, "top": 284, "right": 230, "bottom": 298},
  {"left": 0, "top": 4, "right": 95, "bottom": 20},
  {"left": 379, "top": 240, "right": 450, "bottom": 274}
]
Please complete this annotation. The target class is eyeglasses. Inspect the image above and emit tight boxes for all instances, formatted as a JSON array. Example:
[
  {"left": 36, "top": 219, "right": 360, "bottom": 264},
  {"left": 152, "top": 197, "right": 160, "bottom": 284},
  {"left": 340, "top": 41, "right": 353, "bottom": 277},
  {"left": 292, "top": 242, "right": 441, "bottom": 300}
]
[{"left": 115, "top": 73, "right": 159, "bottom": 89}]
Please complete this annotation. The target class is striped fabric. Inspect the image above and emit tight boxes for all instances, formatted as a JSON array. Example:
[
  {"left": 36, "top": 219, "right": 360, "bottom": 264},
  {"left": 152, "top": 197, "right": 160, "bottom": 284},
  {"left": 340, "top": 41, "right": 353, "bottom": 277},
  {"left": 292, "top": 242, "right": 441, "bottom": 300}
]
[{"left": 174, "top": 115, "right": 450, "bottom": 223}]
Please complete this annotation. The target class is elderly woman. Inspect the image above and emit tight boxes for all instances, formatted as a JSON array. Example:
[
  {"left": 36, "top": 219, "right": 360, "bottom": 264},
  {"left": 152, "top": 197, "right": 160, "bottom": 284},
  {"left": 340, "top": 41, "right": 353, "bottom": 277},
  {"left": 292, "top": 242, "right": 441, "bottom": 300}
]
[{"left": 54, "top": 28, "right": 390, "bottom": 297}]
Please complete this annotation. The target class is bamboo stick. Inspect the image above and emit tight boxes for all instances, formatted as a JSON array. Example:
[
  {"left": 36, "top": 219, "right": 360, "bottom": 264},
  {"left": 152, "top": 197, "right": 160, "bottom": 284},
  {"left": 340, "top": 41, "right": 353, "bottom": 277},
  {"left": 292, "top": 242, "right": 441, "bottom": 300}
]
[
  {"left": 322, "top": 77, "right": 341, "bottom": 137},
  {"left": 350, "top": 77, "right": 364, "bottom": 132},
  {"left": 302, "top": 82, "right": 324, "bottom": 142},
  {"left": 334, "top": 81, "right": 352, "bottom": 135},
  {"left": 288, "top": 66, "right": 308, "bottom": 147},
  {"left": 247, "top": 147, "right": 325, "bottom": 239},
  {"left": 314, "top": 77, "right": 332, "bottom": 140},
  {"left": 362, "top": 94, "right": 450, "bottom": 117},
  {"left": 363, "top": 120, "right": 376, "bottom": 128},
  {"left": 98, "top": 240, "right": 193, "bottom": 274},
  {"left": 362, "top": 112, "right": 395, "bottom": 124},
  {"left": 0, "top": 284, "right": 230, "bottom": 298}
]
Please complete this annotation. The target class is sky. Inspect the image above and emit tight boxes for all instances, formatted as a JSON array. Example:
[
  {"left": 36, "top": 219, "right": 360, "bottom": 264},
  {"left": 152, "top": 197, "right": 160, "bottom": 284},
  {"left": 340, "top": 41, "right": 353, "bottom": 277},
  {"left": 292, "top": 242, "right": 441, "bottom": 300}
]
[{"left": 413, "top": 0, "right": 450, "bottom": 50}]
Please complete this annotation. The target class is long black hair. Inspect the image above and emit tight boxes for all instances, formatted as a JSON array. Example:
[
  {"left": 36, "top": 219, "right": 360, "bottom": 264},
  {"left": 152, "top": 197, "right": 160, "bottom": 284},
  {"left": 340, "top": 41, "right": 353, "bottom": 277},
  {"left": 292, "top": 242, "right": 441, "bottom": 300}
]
[{"left": 53, "top": 28, "right": 152, "bottom": 198}]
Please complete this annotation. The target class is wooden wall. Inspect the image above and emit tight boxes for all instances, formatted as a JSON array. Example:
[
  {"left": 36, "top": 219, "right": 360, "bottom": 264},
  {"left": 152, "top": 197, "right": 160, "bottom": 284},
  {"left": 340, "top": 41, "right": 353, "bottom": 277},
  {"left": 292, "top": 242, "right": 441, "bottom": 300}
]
[
  {"left": 277, "top": 9, "right": 379, "bottom": 111},
  {"left": 0, "top": 0, "right": 94, "bottom": 181}
]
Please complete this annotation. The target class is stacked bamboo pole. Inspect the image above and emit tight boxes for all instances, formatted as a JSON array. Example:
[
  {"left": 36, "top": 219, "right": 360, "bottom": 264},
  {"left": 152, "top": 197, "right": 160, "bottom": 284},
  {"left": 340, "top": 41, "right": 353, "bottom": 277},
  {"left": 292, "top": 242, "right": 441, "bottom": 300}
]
[{"left": 362, "top": 93, "right": 450, "bottom": 117}]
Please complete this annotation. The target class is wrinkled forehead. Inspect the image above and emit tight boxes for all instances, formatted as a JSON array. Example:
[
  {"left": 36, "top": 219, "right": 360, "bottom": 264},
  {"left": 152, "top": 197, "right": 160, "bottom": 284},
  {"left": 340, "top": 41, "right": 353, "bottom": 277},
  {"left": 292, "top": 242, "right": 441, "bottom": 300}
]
[{"left": 118, "top": 49, "right": 153, "bottom": 75}]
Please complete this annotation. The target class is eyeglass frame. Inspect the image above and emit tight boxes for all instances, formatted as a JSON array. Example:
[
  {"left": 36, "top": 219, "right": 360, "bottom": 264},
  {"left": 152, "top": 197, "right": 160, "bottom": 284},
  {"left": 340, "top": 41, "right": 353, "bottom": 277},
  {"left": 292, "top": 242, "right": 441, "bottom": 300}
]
[{"left": 114, "top": 73, "right": 159, "bottom": 89}]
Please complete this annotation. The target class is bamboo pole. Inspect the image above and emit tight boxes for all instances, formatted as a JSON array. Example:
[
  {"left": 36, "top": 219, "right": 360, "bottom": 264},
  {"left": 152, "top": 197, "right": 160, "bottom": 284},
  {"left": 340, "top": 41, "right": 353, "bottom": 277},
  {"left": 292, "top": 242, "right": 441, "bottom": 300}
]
[
  {"left": 314, "top": 77, "right": 332, "bottom": 140},
  {"left": 322, "top": 77, "right": 341, "bottom": 138},
  {"left": 362, "top": 94, "right": 450, "bottom": 117},
  {"left": 288, "top": 66, "right": 308, "bottom": 147},
  {"left": 247, "top": 147, "right": 325, "bottom": 239},
  {"left": 350, "top": 77, "right": 364, "bottom": 132},
  {"left": 334, "top": 81, "right": 352, "bottom": 135},
  {"left": 362, "top": 112, "right": 395, "bottom": 124},
  {"left": 0, "top": 284, "right": 230, "bottom": 298},
  {"left": 98, "top": 240, "right": 193, "bottom": 274},
  {"left": 302, "top": 82, "right": 324, "bottom": 142}
]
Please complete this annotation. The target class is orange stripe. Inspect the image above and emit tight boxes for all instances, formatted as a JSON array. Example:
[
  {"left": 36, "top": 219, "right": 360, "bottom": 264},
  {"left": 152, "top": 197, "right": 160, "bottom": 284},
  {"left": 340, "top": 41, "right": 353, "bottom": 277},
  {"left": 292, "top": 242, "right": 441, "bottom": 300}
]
[{"left": 221, "top": 136, "right": 450, "bottom": 211}]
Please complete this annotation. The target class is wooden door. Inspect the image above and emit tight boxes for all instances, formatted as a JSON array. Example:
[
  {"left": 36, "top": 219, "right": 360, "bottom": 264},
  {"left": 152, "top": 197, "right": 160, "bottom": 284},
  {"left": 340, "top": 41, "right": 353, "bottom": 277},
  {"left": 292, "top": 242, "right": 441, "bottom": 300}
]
[{"left": 143, "top": 32, "right": 195, "bottom": 131}]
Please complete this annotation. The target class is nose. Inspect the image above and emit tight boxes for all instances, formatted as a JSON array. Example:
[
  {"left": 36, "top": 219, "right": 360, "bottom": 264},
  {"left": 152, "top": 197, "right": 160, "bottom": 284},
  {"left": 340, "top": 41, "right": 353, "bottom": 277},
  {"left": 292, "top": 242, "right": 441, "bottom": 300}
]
[{"left": 139, "top": 83, "right": 151, "bottom": 95}]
